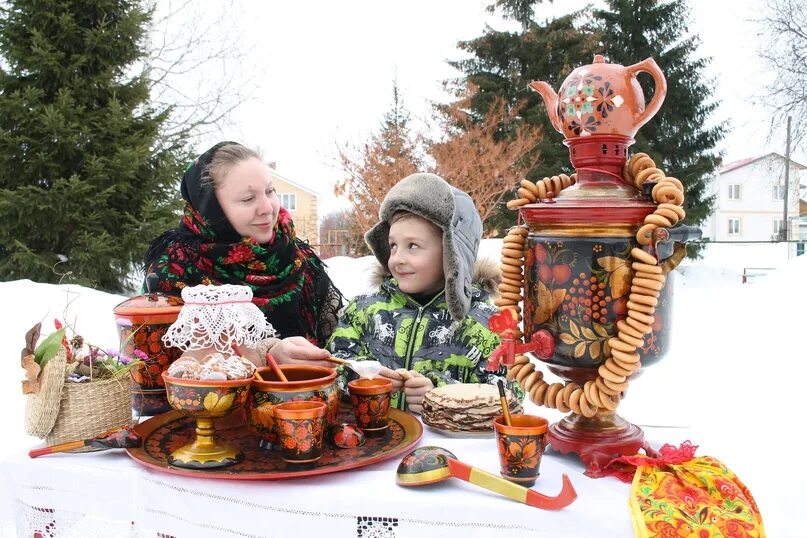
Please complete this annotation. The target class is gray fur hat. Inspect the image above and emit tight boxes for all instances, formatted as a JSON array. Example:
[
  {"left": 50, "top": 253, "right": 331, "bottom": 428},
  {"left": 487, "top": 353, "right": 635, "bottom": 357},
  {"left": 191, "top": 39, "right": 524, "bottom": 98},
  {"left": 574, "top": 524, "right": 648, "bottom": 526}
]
[{"left": 365, "top": 173, "right": 482, "bottom": 321}]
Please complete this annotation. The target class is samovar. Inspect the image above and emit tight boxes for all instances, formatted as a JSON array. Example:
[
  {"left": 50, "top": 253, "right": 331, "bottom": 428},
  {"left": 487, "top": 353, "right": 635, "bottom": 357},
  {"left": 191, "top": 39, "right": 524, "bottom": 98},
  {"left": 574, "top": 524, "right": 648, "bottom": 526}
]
[{"left": 487, "top": 55, "right": 701, "bottom": 477}]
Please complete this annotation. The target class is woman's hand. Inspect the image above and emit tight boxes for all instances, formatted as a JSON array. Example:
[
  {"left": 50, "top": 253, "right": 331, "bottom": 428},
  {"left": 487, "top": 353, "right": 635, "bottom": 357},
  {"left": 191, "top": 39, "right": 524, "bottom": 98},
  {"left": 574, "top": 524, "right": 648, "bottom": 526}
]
[
  {"left": 402, "top": 372, "right": 433, "bottom": 415},
  {"left": 270, "top": 336, "right": 333, "bottom": 368}
]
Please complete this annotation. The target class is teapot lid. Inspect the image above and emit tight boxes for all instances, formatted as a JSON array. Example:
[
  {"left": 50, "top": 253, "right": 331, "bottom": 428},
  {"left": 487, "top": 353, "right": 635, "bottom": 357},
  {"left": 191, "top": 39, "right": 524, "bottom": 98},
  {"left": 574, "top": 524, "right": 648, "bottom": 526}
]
[
  {"left": 113, "top": 292, "right": 184, "bottom": 316},
  {"left": 113, "top": 273, "right": 183, "bottom": 321}
]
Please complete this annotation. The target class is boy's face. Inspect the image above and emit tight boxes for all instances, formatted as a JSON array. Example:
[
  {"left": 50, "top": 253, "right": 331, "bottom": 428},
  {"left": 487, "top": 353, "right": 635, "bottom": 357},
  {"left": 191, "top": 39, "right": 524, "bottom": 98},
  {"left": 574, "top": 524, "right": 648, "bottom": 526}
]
[{"left": 388, "top": 215, "right": 445, "bottom": 296}]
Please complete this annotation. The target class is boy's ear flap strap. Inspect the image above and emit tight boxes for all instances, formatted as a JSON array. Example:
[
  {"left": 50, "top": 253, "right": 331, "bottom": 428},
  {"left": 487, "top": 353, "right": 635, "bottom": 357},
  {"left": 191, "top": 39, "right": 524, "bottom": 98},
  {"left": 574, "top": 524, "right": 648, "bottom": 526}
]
[{"left": 365, "top": 221, "right": 392, "bottom": 268}]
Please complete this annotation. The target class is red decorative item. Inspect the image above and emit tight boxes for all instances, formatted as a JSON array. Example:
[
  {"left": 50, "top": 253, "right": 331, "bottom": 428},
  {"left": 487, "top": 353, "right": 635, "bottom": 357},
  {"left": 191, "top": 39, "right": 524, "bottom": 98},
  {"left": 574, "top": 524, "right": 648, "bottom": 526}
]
[{"left": 486, "top": 328, "right": 555, "bottom": 371}]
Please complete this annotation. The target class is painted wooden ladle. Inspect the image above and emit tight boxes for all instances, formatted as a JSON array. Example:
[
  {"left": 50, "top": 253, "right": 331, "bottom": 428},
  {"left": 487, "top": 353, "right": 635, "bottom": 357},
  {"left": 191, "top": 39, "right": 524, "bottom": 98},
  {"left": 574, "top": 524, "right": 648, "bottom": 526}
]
[
  {"left": 29, "top": 426, "right": 141, "bottom": 458},
  {"left": 396, "top": 446, "right": 577, "bottom": 510}
]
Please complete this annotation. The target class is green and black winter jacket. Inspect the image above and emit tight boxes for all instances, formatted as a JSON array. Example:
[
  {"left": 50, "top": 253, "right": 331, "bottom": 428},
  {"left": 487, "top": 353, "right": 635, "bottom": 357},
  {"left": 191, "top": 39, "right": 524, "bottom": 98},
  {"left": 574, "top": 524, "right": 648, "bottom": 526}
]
[{"left": 327, "top": 260, "right": 522, "bottom": 410}]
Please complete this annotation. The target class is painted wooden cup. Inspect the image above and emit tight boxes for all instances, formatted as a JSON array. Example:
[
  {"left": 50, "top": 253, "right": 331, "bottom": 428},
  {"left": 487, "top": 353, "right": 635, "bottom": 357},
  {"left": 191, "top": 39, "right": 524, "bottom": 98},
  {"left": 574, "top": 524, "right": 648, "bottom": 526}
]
[
  {"left": 348, "top": 378, "right": 393, "bottom": 435},
  {"left": 246, "top": 365, "right": 338, "bottom": 449},
  {"left": 272, "top": 401, "right": 327, "bottom": 464},
  {"left": 493, "top": 414, "right": 549, "bottom": 487}
]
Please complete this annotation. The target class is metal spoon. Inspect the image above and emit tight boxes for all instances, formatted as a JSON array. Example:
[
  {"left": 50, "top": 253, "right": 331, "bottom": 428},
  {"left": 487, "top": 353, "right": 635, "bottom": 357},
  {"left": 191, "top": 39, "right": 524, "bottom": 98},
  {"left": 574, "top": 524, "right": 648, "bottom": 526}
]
[
  {"left": 323, "top": 356, "right": 385, "bottom": 379},
  {"left": 396, "top": 446, "right": 577, "bottom": 510}
]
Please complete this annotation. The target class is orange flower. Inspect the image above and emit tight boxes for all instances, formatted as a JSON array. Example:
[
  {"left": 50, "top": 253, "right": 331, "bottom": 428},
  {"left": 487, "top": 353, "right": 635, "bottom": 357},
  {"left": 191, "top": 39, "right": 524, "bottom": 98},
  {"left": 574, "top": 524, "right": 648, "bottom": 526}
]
[
  {"left": 278, "top": 421, "right": 295, "bottom": 436},
  {"left": 505, "top": 437, "right": 542, "bottom": 470},
  {"left": 294, "top": 424, "right": 308, "bottom": 441}
]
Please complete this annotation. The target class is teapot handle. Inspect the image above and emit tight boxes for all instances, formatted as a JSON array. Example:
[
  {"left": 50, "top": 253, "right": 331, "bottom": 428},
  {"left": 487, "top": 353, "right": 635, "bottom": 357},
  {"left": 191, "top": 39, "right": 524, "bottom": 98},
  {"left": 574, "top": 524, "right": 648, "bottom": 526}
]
[{"left": 627, "top": 57, "right": 667, "bottom": 128}]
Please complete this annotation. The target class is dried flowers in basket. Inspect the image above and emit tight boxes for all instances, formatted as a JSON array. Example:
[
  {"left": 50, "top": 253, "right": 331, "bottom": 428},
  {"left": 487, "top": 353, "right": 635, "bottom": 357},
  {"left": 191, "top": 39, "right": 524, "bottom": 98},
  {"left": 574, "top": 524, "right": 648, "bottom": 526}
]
[{"left": 22, "top": 319, "right": 141, "bottom": 451}]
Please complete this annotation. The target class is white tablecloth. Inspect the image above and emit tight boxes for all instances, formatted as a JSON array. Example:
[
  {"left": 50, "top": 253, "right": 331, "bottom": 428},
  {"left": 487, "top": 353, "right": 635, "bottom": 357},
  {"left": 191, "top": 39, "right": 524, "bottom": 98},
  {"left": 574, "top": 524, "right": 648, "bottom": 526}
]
[
  {"left": 3, "top": 266, "right": 805, "bottom": 536},
  {"left": 2, "top": 406, "right": 782, "bottom": 538}
]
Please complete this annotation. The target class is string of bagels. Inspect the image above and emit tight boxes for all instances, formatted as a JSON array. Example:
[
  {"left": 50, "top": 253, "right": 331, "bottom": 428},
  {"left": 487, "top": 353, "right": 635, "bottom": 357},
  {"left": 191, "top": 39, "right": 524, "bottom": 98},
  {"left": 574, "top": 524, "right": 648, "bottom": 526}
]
[{"left": 496, "top": 152, "right": 685, "bottom": 417}]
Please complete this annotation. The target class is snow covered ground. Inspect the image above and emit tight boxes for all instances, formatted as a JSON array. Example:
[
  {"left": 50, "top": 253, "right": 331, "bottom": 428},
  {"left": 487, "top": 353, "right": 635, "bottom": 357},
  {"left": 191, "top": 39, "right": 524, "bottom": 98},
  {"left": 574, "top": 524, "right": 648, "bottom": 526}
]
[{"left": 0, "top": 241, "right": 804, "bottom": 535}]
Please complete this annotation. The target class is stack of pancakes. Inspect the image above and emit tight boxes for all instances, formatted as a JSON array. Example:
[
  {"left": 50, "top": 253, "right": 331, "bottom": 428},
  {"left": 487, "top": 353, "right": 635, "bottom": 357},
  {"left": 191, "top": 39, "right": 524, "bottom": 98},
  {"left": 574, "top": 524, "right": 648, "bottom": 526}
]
[{"left": 421, "top": 383, "right": 523, "bottom": 432}]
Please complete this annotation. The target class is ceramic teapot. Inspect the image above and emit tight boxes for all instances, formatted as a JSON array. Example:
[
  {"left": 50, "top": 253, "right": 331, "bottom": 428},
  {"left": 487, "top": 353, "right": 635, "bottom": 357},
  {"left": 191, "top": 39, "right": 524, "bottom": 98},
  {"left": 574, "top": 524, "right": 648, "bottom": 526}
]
[{"left": 529, "top": 54, "right": 667, "bottom": 140}]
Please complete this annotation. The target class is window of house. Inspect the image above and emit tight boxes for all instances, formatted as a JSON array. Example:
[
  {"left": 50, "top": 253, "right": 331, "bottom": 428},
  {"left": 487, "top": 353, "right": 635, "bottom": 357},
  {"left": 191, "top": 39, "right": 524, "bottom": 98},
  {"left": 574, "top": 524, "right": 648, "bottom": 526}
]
[
  {"left": 727, "top": 184, "right": 741, "bottom": 200},
  {"left": 773, "top": 218, "right": 784, "bottom": 235},
  {"left": 728, "top": 218, "right": 740, "bottom": 235},
  {"left": 773, "top": 184, "right": 785, "bottom": 201},
  {"left": 279, "top": 193, "right": 296, "bottom": 211}
]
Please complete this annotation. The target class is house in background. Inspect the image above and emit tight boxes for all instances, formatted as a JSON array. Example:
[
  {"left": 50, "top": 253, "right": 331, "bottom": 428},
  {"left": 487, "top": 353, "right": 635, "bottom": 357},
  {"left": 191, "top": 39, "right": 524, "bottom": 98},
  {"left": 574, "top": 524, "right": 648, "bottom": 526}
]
[
  {"left": 268, "top": 163, "right": 320, "bottom": 251},
  {"left": 703, "top": 153, "right": 805, "bottom": 255},
  {"left": 800, "top": 199, "right": 807, "bottom": 256}
]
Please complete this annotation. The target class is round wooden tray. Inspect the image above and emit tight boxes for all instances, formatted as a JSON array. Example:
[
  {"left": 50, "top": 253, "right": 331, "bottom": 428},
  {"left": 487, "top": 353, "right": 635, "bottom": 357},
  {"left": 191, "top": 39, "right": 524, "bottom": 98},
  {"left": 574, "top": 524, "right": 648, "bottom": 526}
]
[{"left": 126, "top": 406, "right": 422, "bottom": 480}]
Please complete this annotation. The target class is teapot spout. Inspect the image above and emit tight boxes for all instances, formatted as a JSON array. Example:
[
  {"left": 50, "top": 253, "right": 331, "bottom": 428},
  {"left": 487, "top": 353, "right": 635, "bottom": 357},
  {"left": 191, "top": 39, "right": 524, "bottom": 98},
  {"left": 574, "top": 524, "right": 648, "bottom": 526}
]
[{"left": 529, "top": 81, "right": 563, "bottom": 134}]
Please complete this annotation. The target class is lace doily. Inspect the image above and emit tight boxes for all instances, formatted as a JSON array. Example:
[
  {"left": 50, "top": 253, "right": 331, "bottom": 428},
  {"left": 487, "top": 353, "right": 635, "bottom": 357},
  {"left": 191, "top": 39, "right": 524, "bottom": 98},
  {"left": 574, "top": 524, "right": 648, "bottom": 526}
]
[{"left": 162, "top": 285, "right": 276, "bottom": 354}]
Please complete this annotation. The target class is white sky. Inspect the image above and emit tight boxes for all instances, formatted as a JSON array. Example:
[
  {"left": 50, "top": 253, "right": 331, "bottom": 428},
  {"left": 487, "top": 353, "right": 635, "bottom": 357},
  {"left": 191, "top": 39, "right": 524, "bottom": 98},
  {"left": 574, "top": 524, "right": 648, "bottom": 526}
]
[{"left": 185, "top": 0, "right": 793, "bottom": 215}]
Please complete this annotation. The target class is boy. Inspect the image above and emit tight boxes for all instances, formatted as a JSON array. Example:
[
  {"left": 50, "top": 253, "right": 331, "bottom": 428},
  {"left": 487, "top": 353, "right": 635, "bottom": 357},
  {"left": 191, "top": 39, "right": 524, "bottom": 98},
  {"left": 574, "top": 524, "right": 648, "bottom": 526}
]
[{"left": 327, "top": 173, "right": 517, "bottom": 414}]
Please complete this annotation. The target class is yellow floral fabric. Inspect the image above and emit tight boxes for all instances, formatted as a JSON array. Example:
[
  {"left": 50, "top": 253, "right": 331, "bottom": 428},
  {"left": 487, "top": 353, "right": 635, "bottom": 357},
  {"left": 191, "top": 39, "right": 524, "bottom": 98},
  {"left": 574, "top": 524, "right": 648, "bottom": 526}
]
[{"left": 617, "top": 443, "right": 765, "bottom": 537}]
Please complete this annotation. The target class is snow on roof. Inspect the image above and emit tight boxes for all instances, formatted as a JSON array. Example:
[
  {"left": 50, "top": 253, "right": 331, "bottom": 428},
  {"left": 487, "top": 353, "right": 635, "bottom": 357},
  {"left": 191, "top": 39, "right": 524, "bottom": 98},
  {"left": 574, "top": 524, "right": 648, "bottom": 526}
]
[
  {"left": 720, "top": 152, "right": 807, "bottom": 174},
  {"left": 268, "top": 167, "right": 320, "bottom": 196}
]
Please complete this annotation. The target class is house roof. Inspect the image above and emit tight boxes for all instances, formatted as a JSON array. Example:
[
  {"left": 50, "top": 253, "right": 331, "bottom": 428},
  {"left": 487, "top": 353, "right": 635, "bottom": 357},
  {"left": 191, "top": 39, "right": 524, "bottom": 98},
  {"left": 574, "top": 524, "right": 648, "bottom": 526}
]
[
  {"left": 268, "top": 168, "right": 319, "bottom": 197},
  {"left": 720, "top": 152, "right": 807, "bottom": 174}
]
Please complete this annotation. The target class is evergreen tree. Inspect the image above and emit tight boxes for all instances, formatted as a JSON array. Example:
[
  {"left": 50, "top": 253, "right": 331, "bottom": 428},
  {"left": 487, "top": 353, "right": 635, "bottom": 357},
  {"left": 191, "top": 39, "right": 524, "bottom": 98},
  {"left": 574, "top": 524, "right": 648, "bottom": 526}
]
[
  {"left": 449, "top": 4, "right": 599, "bottom": 230},
  {"left": 595, "top": 0, "right": 724, "bottom": 252},
  {"left": 0, "top": 0, "right": 188, "bottom": 291},
  {"left": 334, "top": 79, "right": 423, "bottom": 251},
  {"left": 379, "top": 79, "right": 423, "bottom": 172}
]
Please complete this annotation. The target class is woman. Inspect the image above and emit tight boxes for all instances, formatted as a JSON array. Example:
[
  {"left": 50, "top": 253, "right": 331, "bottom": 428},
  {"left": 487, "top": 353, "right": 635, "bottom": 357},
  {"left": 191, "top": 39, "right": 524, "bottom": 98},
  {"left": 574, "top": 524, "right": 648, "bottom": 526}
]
[{"left": 144, "top": 141, "right": 342, "bottom": 365}]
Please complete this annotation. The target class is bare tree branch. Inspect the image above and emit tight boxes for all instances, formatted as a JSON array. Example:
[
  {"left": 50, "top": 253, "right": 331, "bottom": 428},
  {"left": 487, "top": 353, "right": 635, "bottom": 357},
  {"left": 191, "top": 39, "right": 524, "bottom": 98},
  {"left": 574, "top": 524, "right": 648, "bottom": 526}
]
[
  {"left": 756, "top": 0, "right": 807, "bottom": 150},
  {"left": 333, "top": 83, "right": 543, "bottom": 245},
  {"left": 141, "top": 0, "right": 262, "bottom": 145}
]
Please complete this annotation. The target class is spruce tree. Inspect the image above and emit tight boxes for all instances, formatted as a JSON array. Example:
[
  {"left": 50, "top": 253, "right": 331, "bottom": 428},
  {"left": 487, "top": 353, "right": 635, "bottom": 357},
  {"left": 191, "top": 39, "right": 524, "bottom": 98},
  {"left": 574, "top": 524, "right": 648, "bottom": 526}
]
[
  {"left": 449, "top": 5, "right": 599, "bottom": 231},
  {"left": 594, "top": 0, "right": 724, "bottom": 252},
  {"left": 0, "top": 0, "right": 188, "bottom": 291},
  {"left": 334, "top": 80, "right": 423, "bottom": 251}
]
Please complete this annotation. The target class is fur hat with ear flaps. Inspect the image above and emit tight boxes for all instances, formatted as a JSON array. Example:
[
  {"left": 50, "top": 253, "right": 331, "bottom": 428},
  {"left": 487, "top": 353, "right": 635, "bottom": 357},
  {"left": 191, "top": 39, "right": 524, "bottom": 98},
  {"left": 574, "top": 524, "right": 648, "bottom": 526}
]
[{"left": 365, "top": 173, "right": 483, "bottom": 321}]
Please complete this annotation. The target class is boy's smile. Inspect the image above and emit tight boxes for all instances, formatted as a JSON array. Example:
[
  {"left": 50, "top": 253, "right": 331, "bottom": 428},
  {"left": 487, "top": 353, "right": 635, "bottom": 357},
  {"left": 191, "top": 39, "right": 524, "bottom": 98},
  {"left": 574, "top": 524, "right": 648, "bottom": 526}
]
[{"left": 387, "top": 214, "right": 445, "bottom": 296}]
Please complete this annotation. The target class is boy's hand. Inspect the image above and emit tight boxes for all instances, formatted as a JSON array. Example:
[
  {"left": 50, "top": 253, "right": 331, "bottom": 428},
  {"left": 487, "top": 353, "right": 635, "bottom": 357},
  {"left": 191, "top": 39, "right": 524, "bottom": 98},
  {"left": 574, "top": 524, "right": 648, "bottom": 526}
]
[
  {"left": 377, "top": 367, "right": 405, "bottom": 392},
  {"left": 402, "top": 372, "right": 434, "bottom": 415}
]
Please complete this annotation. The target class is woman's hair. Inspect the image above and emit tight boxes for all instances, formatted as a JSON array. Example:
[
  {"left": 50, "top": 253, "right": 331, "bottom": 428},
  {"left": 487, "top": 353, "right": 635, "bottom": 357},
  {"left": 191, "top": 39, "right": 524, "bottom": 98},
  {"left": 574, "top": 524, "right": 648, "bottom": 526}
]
[{"left": 203, "top": 144, "right": 263, "bottom": 189}]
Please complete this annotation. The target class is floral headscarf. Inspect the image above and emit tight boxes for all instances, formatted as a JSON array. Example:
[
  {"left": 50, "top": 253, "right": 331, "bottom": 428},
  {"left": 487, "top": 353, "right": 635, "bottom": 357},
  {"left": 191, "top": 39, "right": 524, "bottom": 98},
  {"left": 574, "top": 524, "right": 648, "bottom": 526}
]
[{"left": 143, "top": 142, "right": 342, "bottom": 346}]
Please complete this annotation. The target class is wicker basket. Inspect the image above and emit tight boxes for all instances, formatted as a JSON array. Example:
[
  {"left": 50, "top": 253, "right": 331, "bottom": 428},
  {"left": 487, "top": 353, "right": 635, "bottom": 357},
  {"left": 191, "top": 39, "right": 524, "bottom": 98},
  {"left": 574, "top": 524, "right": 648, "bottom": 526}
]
[
  {"left": 24, "top": 348, "right": 68, "bottom": 438},
  {"left": 25, "top": 348, "right": 134, "bottom": 452}
]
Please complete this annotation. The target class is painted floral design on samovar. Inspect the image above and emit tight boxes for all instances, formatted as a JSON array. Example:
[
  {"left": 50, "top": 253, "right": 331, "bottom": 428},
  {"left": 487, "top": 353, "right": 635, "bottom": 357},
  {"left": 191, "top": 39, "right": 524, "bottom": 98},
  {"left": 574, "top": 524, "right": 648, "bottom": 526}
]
[{"left": 487, "top": 54, "right": 701, "bottom": 477}]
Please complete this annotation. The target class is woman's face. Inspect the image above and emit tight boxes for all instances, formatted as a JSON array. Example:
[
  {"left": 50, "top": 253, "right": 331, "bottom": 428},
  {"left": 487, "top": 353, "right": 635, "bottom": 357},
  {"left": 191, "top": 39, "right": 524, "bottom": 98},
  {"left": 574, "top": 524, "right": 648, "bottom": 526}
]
[{"left": 215, "top": 157, "right": 280, "bottom": 244}]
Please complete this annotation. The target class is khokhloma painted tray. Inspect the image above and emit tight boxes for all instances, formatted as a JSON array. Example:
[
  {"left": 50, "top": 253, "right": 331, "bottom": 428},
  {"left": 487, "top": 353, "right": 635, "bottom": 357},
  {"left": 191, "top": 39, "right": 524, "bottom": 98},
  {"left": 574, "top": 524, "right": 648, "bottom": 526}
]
[{"left": 127, "top": 406, "right": 422, "bottom": 480}]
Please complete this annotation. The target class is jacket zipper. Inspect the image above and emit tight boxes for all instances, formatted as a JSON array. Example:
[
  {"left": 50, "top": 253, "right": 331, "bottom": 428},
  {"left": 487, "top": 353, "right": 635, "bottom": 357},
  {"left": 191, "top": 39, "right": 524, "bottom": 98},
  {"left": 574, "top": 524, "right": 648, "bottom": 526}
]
[{"left": 398, "top": 291, "right": 442, "bottom": 410}]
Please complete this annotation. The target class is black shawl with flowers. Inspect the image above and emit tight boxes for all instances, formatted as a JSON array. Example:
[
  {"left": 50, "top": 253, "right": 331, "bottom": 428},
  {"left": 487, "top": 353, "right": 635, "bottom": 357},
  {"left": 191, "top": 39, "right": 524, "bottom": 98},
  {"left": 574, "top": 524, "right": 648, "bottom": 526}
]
[{"left": 143, "top": 142, "right": 342, "bottom": 347}]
